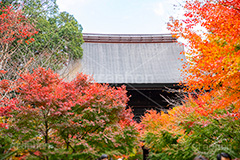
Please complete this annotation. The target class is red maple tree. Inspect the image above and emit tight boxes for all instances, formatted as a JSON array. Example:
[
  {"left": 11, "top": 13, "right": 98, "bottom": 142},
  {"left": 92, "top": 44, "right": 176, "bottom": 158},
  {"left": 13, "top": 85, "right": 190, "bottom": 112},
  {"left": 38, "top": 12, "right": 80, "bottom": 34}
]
[
  {"left": 0, "top": 5, "right": 37, "bottom": 70},
  {"left": 2, "top": 67, "right": 139, "bottom": 159}
]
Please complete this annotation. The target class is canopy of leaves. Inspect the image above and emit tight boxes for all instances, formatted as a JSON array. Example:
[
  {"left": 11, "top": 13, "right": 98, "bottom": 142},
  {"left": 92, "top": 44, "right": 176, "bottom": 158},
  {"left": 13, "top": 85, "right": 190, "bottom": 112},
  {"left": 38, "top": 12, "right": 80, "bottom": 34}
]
[
  {"left": 0, "top": 1, "right": 83, "bottom": 100},
  {"left": 0, "top": 67, "right": 140, "bottom": 159},
  {"left": 141, "top": 0, "right": 240, "bottom": 159},
  {"left": 19, "top": 0, "right": 83, "bottom": 59},
  {"left": 168, "top": 0, "right": 240, "bottom": 111},
  {"left": 0, "top": 5, "right": 37, "bottom": 71},
  {"left": 141, "top": 98, "right": 240, "bottom": 160},
  {"left": 2, "top": 0, "right": 83, "bottom": 72}
]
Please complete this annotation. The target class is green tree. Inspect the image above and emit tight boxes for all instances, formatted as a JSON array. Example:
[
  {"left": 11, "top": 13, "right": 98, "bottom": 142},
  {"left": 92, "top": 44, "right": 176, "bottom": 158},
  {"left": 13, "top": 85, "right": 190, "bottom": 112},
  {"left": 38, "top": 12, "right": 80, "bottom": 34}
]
[{"left": 3, "top": 0, "right": 83, "bottom": 71}]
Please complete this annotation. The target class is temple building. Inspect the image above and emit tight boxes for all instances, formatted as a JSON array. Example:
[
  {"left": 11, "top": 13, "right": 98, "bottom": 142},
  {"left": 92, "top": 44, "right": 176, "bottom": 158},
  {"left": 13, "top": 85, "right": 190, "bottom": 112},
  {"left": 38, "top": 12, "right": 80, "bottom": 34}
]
[{"left": 62, "top": 33, "right": 187, "bottom": 122}]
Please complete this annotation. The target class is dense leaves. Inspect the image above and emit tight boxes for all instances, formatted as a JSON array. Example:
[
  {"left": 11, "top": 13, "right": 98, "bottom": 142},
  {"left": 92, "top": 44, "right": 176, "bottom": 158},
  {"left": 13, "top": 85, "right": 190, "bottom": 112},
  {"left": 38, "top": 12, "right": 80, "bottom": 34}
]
[
  {"left": 0, "top": 0, "right": 83, "bottom": 80},
  {"left": 0, "top": 1, "right": 84, "bottom": 129},
  {"left": 17, "top": 0, "right": 84, "bottom": 61},
  {"left": 168, "top": 0, "right": 240, "bottom": 111},
  {"left": 0, "top": 3, "right": 140, "bottom": 159},
  {"left": 0, "top": 5, "right": 37, "bottom": 71},
  {"left": 0, "top": 68, "right": 140, "bottom": 159},
  {"left": 141, "top": 0, "right": 240, "bottom": 159},
  {"left": 141, "top": 98, "right": 240, "bottom": 160}
]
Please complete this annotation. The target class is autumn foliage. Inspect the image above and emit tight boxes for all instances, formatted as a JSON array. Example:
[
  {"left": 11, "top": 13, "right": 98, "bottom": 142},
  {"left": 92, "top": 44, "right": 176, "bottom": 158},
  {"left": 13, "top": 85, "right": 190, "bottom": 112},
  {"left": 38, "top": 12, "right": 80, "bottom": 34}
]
[
  {"left": 141, "top": 0, "right": 240, "bottom": 159},
  {"left": 0, "top": 4, "right": 140, "bottom": 159},
  {"left": 0, "top": 5, "right": 37, "bottom": 45},
  {"left": 0, "top": 68, "right": 140, "bottom": 159},
  {"left": 168, "top": 0, "right": 240, "bottom": 111},
  {"left": 0, "top": 4, "right": 37, "bottom": 130},
  {"left": 0, "top": 5, "right": 37, "bottom": 70},
  {"left": 141, "top": 99, "right": 240, "bottom": 159}
]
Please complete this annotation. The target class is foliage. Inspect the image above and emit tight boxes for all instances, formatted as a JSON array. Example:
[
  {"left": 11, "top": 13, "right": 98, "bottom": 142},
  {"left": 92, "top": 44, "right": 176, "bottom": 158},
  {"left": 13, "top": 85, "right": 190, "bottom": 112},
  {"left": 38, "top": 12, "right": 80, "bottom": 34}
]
[
  {"left": 0, "top": 67, "right": 140, "bottom": 159},
  {"left": 141, "top": 0, "right": 240, "bottom": 159},
  {"left": 0, "top": 1, "right": 138, "bottom": 160},
  {"left": 1, "top": 0, "right": 83, "bottom": 77},
  {"left": 0, "top": 5, "right": 37, "bottom": 75},
  {"left": 18, "top": 0, "right": 83, "bottom": 60},
  {"left": 141, "top": 108, "right": 194, "bottom": 160},
  {"left": 141, "top": 98, "right": 240, "bottom": 160},
  {"left": 0, "top": 1, "right": 83, "bottom": 100},
  {"left": 168, "top": 0, "right": 240, "bottom": 111}
]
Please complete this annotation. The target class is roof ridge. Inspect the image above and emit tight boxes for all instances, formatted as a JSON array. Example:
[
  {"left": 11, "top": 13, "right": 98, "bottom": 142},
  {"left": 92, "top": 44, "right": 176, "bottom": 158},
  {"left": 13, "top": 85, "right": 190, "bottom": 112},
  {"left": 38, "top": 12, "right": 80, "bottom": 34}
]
[
  {"left": 83, "top": 33, "right": 175, "bottom": 36},
  {"left": 82, "top": 33, "right": 177, "bottom": 43}
]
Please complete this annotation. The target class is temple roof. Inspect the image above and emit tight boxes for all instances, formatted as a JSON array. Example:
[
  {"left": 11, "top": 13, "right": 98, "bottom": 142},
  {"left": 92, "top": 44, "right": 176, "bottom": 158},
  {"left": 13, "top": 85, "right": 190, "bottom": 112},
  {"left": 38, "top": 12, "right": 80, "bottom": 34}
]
[{"left": 62, "top": 33, "right": 186, "bottom": 84}]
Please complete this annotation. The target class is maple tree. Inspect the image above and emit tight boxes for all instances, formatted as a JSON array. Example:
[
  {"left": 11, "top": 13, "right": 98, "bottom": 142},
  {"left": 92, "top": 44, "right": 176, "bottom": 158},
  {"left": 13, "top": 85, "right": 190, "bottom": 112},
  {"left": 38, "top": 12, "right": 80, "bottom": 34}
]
[
  {"left": 141, "top": 96, "right": 240, "bottom": 160},
  {"left": 0, "top": 4, "right": 37, "bottom": 137},
  {"left": 0, "top": 4, "right": 139, "bottom": 159},
  {"left": 0, "top": 5, "right": 37, "bottom": 73},
  {"left": 141, "top": 0, "right": 240, "bottom": 159},
  {"left": 141, "top": 105, "right": 196, "bottom": 160},
  {"left": 168, "top": 0, "right": 240, "bottom": 111},
  {"left": 0, "top": 2, "right": 81, "bottom": 102},
  {"left": 1, "top": 67, "right": 140, "bottom": 159},
  {"left": 0, "top": 7, "right": 37, "bottom": 143}
]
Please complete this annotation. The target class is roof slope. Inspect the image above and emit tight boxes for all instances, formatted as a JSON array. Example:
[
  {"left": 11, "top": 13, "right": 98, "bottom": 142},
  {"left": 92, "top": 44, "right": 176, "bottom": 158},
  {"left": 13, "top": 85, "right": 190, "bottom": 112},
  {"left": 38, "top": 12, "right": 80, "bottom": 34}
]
[{"left": 62, "top": 33, "right": 186, "bottom": 84}]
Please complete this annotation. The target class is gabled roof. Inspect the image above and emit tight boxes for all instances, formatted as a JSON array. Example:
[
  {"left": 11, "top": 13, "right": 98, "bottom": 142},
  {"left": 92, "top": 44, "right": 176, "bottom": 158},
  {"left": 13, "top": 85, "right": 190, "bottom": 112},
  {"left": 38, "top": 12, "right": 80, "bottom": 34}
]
[{"left": 62, "top": 33, "right": 186, "bottom": 84}]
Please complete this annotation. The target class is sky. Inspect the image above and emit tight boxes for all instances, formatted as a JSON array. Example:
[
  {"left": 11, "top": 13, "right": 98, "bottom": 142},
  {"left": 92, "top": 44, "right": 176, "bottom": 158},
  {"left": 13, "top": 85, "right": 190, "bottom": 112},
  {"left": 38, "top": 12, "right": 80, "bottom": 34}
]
[{"left": 57, "top": 0, "right": 185, "bottom": 34}]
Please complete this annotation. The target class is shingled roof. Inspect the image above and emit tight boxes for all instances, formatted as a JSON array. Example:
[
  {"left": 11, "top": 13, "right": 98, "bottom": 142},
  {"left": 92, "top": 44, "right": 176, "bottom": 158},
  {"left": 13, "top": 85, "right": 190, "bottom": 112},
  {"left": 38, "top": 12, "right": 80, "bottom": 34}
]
[{"left": 62, "top": 33, "right": 186, "bottom": 84}]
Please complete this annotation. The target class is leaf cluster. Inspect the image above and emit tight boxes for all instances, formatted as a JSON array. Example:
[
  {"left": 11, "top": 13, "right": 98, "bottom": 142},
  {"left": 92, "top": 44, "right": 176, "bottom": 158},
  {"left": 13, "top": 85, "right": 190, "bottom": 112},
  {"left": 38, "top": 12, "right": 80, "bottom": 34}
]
[{"left": 0, "top": 67, "right": 140, "bottom": 159}]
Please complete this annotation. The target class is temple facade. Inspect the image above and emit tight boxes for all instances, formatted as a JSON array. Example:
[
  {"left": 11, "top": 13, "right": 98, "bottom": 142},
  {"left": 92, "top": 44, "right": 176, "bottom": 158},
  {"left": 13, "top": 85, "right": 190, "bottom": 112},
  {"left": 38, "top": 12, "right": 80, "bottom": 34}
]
[{"left": 62, "top": 33, "right": 187, "bottom": 122}]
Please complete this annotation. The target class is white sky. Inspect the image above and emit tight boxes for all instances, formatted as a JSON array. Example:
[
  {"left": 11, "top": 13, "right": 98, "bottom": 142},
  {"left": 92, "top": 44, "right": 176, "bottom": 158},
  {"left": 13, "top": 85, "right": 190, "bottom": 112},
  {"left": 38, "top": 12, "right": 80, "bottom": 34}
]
[{"left": 57, "top": 0, "right": 185, "bottom": 34}]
